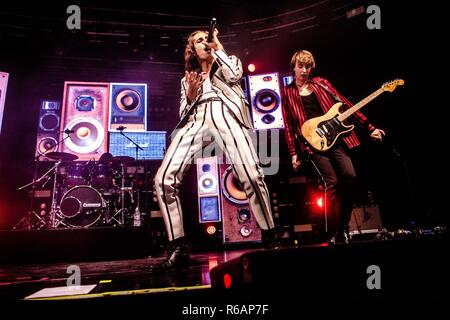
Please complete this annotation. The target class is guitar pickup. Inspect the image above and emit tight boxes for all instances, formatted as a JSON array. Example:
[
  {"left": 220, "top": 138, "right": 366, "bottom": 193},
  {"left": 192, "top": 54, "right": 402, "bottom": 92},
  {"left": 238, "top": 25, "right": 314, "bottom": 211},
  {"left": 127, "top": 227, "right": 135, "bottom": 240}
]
[{"left": 316, "top": 127, "right": 325, "bottom": 137}]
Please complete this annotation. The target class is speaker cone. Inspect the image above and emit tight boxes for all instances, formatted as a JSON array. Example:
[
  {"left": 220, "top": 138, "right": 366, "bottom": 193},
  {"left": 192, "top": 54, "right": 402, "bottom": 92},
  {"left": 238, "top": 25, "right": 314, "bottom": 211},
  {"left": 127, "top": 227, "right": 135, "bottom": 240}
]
[
  {"left": 75, "top": 95, "right": 95, "bottom": 112},
  {"left": 198, "top": 173, "right": 218, "bottom": 193},
  {"left": 38, "top": 137, "right": 57, "bottom": 155},
  {"left": 254, "top": 89, "right": 280, "bottom": 113},
  {"left": 222, "top": 166, "right": 248, "bottom": 204},
  {"left": 115, "top": 89, "right": 141, "bottom": 112},
  {"left": 39, "top": 113, "right": 59, "bottom": 131},
  {"left": 63, "top": 117, "right": 105, "bottom": 154},
  {"left": 240, "top": 226, "right": 253, "bottom": 237}
]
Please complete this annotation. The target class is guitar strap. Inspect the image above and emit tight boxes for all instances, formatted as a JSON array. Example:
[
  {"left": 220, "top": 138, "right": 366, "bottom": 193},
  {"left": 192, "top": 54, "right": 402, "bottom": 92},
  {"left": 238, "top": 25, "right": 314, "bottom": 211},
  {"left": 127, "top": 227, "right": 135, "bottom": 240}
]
[{"left": 315, "top": 80, "right": 347, "bottom": 106}]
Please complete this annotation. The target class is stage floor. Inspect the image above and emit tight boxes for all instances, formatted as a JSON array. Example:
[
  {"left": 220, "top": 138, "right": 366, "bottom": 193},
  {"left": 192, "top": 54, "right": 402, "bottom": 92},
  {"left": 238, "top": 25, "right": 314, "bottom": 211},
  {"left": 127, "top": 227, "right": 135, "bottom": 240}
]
[
  {"left": 0, "top": 229, "right": 448, "bottom": 316},
  {"left": 0, "top": 247, "right": 264, "bottom": 301}
]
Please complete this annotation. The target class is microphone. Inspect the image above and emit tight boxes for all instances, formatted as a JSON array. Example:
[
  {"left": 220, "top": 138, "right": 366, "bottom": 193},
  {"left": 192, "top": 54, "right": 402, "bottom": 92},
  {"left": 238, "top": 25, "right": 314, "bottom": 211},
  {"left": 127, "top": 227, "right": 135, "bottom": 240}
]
[
  {"left": 207, "top": 17, "right": 217, "bottom": 42},
  {"left": 64, "top": 129, "right": 75, "bottom": 134},
  {"left": 116, "top": 126, "right": 126, "bottom": 131}
]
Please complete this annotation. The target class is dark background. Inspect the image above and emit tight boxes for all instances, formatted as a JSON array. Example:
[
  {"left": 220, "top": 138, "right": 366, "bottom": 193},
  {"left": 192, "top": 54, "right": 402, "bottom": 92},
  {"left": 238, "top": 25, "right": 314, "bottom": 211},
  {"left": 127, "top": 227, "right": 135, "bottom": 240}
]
[{"left": 0, "top": 0, "right": 446, "bottom": 230}]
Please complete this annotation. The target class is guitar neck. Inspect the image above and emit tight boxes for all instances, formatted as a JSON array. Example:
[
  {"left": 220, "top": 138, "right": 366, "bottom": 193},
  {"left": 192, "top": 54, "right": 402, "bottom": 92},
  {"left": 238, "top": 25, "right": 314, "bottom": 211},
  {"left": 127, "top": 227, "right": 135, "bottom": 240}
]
[{"left": 337, "top": 87, "right": 384, "bottom": 122}]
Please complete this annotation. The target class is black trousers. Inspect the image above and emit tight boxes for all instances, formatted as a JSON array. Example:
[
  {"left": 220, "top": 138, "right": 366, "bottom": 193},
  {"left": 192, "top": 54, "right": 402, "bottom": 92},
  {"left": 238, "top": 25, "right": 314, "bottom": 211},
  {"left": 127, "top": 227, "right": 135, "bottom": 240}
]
[{"left": 310, "top": 145, "right": 356, "bottom": 235}]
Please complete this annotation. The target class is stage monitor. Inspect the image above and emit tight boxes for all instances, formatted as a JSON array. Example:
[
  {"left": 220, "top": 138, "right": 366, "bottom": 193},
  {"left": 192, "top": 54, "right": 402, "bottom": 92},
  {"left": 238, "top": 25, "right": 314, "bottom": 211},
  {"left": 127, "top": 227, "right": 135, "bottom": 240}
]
[{"left": 109, "top": 131, "right": 166, "bottom": 160}]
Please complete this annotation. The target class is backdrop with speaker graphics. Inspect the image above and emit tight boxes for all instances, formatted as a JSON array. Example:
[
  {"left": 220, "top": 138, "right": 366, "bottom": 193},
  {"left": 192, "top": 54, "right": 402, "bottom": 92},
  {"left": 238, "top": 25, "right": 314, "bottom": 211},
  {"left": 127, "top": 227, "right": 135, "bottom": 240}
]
[
  {"left": 109, "top": 83, "right": 147, "bottom": 131},
  {"left": 35, "top": 100, "right": 61, "bottom": 160},
  {"left": 248, "top": 72, "right": 284, "bottom": 130},
  {"left": 196, "top": 157, "right": 262, "bottom": 244},
  {"left": 220, "top": 163, "right": 262, "bottom": 244},
  {"left": 196, "top": 156, "right": 222, "bottom": 224},
  {"left": 60, "top": 82, "right": 110, "bottom": 160},
  {"left": 197, "top": 156, "right": 261, "bottom": 244}
]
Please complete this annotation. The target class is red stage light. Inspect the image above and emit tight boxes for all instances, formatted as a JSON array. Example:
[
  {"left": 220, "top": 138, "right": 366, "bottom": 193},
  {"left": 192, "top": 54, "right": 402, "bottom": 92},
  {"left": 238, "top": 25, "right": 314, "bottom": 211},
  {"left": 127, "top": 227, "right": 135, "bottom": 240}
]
[
  {"left": 224, "top": 273, "right": 232, "bottom": 289},
  {"left": 316, "top": 197, "right": 323, "bottom": 208},
  {"left": 247, "top": 63, "right": 256, "bottom": 73}
]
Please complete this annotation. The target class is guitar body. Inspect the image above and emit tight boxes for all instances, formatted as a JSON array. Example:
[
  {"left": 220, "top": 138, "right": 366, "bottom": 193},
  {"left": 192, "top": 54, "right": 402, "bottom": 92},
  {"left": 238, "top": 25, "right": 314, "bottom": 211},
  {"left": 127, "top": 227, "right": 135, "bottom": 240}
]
[
  {"left": 301, "top": 102, "right": 354, "bottom": 152},
  {"left": 299, "top": 79, "right": 404, "bottom": 152}
]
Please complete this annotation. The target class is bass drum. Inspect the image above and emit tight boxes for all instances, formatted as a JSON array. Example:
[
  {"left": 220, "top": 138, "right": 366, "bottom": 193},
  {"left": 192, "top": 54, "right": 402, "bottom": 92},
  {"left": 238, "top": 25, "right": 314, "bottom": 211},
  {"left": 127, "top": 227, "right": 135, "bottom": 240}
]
[{"left": 60, "top": 185, "right": 106, "bottom": 227}]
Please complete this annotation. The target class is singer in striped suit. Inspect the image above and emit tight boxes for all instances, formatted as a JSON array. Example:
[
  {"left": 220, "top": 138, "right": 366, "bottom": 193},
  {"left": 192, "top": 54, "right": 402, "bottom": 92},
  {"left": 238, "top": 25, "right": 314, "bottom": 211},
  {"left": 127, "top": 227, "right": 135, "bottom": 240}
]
[{"left": 153, "top": 28, "right": 277, "bottom": 270}]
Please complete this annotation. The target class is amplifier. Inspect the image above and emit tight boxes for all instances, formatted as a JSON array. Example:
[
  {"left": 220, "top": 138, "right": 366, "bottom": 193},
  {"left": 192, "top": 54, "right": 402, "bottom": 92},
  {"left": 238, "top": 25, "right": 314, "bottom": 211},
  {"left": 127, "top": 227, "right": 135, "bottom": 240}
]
[
  {"left": 349, "top": 205, "right": 383, "bottom": 237},
  {"left": 109, "top": 131, "right": 166, "bottom": 160}
]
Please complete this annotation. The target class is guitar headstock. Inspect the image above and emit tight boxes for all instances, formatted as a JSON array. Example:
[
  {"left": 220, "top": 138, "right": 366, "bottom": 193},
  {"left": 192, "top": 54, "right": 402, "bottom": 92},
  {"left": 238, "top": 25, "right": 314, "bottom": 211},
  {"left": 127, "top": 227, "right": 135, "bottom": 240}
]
[{"left": 382, "top": 79, "right": 405, "bottom": 92}]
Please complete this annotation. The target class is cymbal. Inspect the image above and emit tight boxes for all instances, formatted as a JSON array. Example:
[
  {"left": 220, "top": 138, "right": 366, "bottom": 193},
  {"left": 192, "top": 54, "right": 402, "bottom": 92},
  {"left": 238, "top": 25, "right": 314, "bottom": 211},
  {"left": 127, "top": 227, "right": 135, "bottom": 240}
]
[
  {"left": 113, "top": 156, "right": 135, "bottom": 163},
  {"left": 45, "top": 151, "right": 79, "bottom": 162}
]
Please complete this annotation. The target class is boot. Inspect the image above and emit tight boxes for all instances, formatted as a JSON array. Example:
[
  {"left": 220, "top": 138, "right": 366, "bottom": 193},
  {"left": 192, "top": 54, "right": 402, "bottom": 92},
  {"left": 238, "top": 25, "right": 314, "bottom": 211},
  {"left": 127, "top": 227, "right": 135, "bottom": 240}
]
[
  {"left": 262, "top": 228, "right": 281, "bottom": 250},
  {"left": 154, "top": 237, "right": 190, "bottom": 271}
]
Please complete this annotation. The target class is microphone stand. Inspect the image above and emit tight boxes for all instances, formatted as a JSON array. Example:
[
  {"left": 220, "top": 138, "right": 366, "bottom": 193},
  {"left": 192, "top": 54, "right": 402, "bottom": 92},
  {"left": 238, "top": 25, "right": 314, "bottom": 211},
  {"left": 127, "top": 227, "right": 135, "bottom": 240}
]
[
  {"left": 117, "top": 128, "right": 143, "bottom": 161},
  {"left": 117, "top": 128, "right": 143, "bottom": 226},
  {"left": 299, "top": 141, "right": 328, "bottom": 234}
]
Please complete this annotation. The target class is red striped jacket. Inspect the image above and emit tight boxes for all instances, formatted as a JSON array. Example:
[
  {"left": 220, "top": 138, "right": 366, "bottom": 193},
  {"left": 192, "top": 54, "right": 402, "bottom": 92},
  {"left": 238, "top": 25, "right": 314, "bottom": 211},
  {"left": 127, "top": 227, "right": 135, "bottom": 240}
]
[{"left": 281, "top": 76, "right": 376, "bottom": 156}]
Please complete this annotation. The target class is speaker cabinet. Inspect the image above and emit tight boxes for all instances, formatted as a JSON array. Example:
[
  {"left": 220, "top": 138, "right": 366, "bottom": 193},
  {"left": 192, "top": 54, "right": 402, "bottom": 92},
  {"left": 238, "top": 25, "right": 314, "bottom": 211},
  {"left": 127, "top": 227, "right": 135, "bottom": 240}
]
[
  {"left": 60, "top": 82, "right": 110, "bottom": 160},
  {"left": 35, "top": 100, "right": 61, "bottom": 159},
  {"left": 349, "top": 205, "right": 383, "bottom": 235},
  {"left": 109, "top": 83, "right": 147, "bottom": 131},
  {"left": 196, "top": 156, "right": 221, "bottom": 223},
  {"left": 32, "top": 188, "right": 52, "bottom": 228},
  {"left": 220, "top": 164, "right": 261, "bottom": 244},
  {"left": 248, "top": 72, "right": 284, "bottom": 130}
]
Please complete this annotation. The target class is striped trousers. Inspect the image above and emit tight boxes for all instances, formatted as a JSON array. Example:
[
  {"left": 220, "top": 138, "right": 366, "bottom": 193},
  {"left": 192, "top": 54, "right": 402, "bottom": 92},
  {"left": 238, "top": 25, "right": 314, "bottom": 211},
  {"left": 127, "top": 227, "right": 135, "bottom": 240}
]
[{"left": 154, "top": 101, "right": 274, "bottom": 241}]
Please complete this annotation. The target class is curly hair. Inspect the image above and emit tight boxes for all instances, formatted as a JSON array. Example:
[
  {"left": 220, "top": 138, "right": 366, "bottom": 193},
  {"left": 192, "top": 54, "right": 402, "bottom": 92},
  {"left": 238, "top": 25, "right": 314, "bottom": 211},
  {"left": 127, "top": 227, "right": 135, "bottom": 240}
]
[{"left": 184, "top": 30, "right": 205, "bottom": 72}]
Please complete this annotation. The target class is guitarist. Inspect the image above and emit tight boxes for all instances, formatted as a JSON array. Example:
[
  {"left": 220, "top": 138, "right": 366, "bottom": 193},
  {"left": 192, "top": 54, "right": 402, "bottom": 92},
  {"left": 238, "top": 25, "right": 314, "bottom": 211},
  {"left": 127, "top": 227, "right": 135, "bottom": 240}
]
[{"left": 281, "top": 50, "right": 385, "bottom": 244}]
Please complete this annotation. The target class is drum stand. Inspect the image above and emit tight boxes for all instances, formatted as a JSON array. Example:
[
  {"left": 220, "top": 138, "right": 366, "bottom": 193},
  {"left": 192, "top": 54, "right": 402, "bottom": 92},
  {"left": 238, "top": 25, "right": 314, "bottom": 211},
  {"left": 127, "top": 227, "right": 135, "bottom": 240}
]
[
  {"left": 48, "top": 160, "right": 68, "bottom": 228},
  {"left": 14, "top": 160, "right": 52, "bottom": 230},
  {"left": 15, "top": 133, "right": 75, "bottom": 229},
  {"left": 114, "top": 128, "right": 143, "bottom": 226},
  {"left": 109, "top": 162, "right": 133, "bottom": 225}
]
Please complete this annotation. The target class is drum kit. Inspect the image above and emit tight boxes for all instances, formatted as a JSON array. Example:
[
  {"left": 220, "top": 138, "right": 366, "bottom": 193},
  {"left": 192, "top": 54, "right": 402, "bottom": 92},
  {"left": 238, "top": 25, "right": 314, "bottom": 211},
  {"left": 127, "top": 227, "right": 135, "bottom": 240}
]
[{"left": 16, "top": 151, "right": 142, "bottom": 229}]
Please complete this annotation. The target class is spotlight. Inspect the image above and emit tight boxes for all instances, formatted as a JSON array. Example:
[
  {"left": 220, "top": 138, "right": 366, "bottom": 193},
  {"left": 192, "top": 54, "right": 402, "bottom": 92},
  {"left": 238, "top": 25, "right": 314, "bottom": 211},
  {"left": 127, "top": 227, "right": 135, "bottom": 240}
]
[{"left": 247, "top": 63, "right": 256, "bottom": 73}]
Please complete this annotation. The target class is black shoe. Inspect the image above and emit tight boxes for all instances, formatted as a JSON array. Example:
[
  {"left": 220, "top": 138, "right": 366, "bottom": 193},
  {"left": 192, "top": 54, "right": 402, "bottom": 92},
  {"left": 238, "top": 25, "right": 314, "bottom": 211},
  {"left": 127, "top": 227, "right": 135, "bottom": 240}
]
[
  {"left": 262, "top": 228, "right": 281, "bottom": 250},
  {"left": 153, "top": 238, "right": 190, "bottom": 272}
]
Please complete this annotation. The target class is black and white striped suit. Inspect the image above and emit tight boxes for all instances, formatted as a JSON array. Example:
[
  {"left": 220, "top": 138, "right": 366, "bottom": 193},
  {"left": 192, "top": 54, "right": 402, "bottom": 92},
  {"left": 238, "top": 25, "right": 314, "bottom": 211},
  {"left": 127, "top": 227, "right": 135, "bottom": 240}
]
[{"left": 154, "top": 50, "right": 274, "bottom": 241}]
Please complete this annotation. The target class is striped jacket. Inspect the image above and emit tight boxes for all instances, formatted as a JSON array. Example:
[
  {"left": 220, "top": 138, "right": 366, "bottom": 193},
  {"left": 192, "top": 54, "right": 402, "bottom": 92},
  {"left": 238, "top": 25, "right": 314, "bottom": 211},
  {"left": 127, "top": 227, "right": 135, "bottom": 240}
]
[
  {"left": 281, "top": 76, "right": 376, "bottom": 156},
  {"left": 176, "top": 50, "right": 252, "bottom": 130}
]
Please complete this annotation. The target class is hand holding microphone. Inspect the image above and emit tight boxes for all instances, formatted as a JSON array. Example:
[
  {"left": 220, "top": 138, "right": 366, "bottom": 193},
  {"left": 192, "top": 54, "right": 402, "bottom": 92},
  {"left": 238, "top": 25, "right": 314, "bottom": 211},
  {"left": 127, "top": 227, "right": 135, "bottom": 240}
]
[
  {"left": 207, "top": 18, "right": 216, "bottom": 43},
  {"left": 205, "top": 18, "right": 223, "bottom": 52}
]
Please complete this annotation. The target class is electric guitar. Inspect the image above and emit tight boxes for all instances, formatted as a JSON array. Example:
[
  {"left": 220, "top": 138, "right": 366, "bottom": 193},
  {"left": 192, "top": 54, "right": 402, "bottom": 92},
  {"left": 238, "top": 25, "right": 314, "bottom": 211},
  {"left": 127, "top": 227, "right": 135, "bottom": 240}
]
[{"left": 301, "top": 79, "right": 404, "bottom": 152}]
